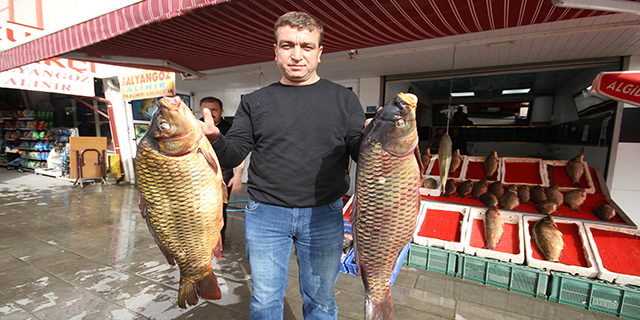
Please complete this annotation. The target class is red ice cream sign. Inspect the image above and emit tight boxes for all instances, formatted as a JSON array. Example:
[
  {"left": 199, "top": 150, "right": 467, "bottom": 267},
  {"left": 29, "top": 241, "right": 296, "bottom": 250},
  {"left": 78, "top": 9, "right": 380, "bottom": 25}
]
[{"left": 591, "top": 71, "right": 640, "bottom": 107}]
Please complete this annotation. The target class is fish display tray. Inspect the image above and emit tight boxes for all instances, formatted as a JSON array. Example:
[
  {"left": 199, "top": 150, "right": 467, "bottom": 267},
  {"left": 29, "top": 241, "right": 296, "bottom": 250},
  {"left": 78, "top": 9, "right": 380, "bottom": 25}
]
[
  {"left": 406, "top": 244, "right": 458, "bottom": 275},
  {"left": 425, "top": 154, "right": 466, "bottom": 182},
  {"left": 461, "top": 207, "right": 526, "bottom": 264},
  {"left": 420, "top": 175, "right": 442, "bottom": 197},
  {"left": 461, "top": 155, "right": 501, "bottom": 182},
  {"left": 548, "top": 271, "right": 640, "bottom": 319},
  {"left": 340, "top": 242, "right": 410, "bottom": 287},
  {"left": 544, "top": 159, "right": 596, "bottom": 194},
  {"left": 584, "top": 223, "right": 640, "bottom": 286},
  {"left": 523, "top": 215, "right": 599, "bottom": 278},
  {"left": 413, "top": 202, "right": 470, "bottom": 252},
  {"left": 500, "top": 157, "right": 548, "bottom": 187},
  {"left": 456, "top": 252, "right": 551, "bottom": 299}
]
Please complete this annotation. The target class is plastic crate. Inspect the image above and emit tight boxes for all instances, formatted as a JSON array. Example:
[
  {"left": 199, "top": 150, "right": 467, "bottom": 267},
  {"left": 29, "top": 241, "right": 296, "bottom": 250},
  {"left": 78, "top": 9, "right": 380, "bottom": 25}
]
[
  {"left": 456, "top": 252, "right": 550, "bottom": 299},
  {"left": 549, "top": 271, "right": 640, "bottom": 319},
  {"left": 340, "top": 242, "right": 410, "bottom": 286},
  {"left": 406, "top": 244, "right": 457, "bottom": 275}
]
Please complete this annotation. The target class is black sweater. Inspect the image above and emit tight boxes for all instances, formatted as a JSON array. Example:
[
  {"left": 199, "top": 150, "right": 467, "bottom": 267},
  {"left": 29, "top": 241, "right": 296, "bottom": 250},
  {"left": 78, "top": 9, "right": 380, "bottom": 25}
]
[{"left": 212, "top": 79, "right": 365, "bottom": 207}]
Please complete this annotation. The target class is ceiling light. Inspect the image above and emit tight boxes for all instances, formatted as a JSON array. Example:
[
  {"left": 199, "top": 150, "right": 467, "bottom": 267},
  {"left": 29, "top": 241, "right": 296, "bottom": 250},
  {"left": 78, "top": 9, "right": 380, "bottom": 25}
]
[
  {"left": 502, "top": 88, "right": 531, "bottom": 95},
  {"left": 451, "top": 92, "right": 474, "bottom": 97}
]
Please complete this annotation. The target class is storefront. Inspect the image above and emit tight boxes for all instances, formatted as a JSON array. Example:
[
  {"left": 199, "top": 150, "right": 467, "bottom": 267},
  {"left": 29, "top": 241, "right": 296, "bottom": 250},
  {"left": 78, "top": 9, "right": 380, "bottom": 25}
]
[{"left": 3, "top": 1, "right": 640, "bottom": 316}]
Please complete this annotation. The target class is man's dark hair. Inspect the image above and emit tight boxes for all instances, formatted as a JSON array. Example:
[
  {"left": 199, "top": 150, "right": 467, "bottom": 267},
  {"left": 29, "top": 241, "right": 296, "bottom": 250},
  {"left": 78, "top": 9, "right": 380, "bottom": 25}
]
[
  {"left": 274, "top": 11, "right": 324, "bottom": 46},
  {"left": 200, "top": 96, "right": 223, "bottom": 109}
]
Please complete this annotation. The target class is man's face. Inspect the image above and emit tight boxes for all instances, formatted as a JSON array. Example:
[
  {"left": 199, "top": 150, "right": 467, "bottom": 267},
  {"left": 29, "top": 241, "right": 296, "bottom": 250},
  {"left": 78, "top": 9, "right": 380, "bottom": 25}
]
[
  {"left": 436, "top": 129, "right": 444, "bottom": 137},
  {"left": 274, "top": 25, "right": 323, "bottom": 86},
  {"left": 201, "top": 101, "right": 223, "bottom": 126}
]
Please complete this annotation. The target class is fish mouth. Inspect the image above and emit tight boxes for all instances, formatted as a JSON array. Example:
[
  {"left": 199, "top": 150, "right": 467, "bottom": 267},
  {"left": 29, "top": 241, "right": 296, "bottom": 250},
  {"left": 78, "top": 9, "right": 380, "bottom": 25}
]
[
  {"left": 398, "top": 92, "right": 417, "bottom": 106},
  {"left": 160, "top": 96, "right": 183, "bottom": 112}
]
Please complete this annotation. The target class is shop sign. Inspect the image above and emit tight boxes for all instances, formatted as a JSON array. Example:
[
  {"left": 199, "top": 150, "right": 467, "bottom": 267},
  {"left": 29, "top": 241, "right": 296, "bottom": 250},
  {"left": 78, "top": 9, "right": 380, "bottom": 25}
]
[
  {"left": 118, "top": 70, "right": 175, "bottom": 101},
  {"left": 0, "top": 57, "right": 95, "bottom": 96},
  {"left": 591, "top": 71, "right": 640, "bottom": 107}
]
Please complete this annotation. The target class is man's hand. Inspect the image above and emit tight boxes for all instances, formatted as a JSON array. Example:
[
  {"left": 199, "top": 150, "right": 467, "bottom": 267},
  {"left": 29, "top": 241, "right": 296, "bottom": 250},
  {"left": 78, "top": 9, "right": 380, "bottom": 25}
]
[
  {"left": 228, "top": 174, "right": 243, "bottom": 193},
  {"left": 200, "top": 108, "right": 220, "bottom": 142}
]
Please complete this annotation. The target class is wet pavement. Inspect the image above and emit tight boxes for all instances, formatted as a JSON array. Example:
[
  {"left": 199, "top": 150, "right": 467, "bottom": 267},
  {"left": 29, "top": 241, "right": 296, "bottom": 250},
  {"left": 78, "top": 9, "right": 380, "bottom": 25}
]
[{"left": 0, "top": 170, "right": 620, "bottom": 320}]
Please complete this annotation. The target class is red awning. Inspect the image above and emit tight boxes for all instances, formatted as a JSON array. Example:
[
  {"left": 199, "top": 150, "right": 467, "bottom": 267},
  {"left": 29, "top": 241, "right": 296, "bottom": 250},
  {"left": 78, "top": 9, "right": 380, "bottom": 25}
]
[
  {"left": 591, "top": 71, "right": 640, "bottom": 107},
  {"left": 0, "top": 0, "right": 616, "bottom": 73}
]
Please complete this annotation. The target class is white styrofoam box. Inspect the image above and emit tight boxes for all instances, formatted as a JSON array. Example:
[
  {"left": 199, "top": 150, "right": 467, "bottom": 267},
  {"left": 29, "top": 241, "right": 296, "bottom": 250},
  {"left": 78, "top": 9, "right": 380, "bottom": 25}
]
[
  {"left": 342, "top": 195, "right": 354, "bottom": 220},
  {"left": 584, "top": 222, "right": 640, "bottom": 285},
  {"left": 543, "top": 159, "right": 596, "bottom": 194},
  {"left": 413, "top": 201, "right": 470, "bottom": 252},
  {"left": 461, "top": 207, "right": 526, "bottom": 264},
  {"left": 420, "top": 174, "right": 442, "bottom": 197},
  {"left": 500, "top": 157, "right": 549, "bottom": 187},
  {"left": 461, "top": 155, "right": 501, "bottom": 182},
  {"left": 424, "top": 154, "right": 467, "bottom": 182},
  {"left": 523, "top": 215, "right": 599, "bottom": 278}
]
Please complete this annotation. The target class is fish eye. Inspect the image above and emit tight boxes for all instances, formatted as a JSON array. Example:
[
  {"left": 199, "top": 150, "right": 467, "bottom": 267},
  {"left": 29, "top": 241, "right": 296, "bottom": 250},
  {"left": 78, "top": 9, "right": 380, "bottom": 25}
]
[
  {"left": 158, "top": 121, "right": 171, "bottom": 131},
  {"left": 395, "top": 119, "right": 405, "bottom": 127}
]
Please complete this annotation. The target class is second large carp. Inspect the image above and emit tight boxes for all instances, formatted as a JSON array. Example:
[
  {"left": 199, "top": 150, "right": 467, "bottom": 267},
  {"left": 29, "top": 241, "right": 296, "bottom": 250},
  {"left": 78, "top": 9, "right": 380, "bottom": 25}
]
[{"left": 352, "top": 93, "right": 422, "bottom": 320}]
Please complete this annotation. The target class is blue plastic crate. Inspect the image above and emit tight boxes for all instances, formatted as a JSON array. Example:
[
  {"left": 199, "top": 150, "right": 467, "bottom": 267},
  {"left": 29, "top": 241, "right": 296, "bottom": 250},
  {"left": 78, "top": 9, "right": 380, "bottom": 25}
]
[
  {"left": 340, "top": 242, "right": 410, "bottom": 286},
  {"left": 549, "top": 271, "right": 640, "bottom": 319},
  {"left": 457, "top": 252, "right": 550, "bottom": 299}
]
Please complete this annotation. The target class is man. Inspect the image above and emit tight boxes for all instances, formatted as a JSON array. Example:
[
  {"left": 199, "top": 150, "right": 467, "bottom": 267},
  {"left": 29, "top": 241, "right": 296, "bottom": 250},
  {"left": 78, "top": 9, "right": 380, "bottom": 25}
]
[
  {"left": 426, "top": 127, "right": 445, "bottom": 153},
  {"left": 199, "top": 96, "right": 245, "bottom": 244},
  {"left": 201, "top": 11, "right": 365, "bottom": 319}
]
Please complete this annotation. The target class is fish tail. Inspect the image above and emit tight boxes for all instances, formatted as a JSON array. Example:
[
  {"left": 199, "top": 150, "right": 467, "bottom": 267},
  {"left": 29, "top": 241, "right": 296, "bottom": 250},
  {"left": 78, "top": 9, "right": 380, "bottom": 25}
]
[
  {"left": 197, "top": 271, "right": 222, "bottom": 300},
  {"left": 573, "top": 182, "right": 582, "bottom": 187},
  {"left": 177, "top": 272, "right": 221, "bottom": 309},
  {"left": 178, "top": 282, "right": 198, "bottom": 309},
  {"left": 365, "top": 295, "right": 393, "bottom": 320}
]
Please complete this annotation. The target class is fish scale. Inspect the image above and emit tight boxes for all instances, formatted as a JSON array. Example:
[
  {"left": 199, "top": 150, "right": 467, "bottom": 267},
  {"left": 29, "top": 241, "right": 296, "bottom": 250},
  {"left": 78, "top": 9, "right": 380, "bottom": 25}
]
[
  {"left": 355, "top": 143, "right": 420, "bottom": 302},
  {"left": 137, "top": 143, "right": 221, "bottom": 283}
]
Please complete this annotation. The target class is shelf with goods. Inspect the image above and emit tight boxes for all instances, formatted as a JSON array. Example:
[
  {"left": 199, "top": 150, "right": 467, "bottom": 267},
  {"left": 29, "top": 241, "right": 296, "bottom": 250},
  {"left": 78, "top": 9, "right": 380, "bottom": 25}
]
[{"left": 1, "top": 110, "right": 55, "bottom": 168}]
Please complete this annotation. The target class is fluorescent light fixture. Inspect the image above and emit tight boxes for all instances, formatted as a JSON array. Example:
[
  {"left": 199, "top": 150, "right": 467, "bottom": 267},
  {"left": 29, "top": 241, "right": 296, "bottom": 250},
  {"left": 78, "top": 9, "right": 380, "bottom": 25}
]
[
  {"left": 502, "top": 88, "right": 531, "bottom": 95},
  {"left": 450, "top": 92, "right": 474, "bottom": 97}
]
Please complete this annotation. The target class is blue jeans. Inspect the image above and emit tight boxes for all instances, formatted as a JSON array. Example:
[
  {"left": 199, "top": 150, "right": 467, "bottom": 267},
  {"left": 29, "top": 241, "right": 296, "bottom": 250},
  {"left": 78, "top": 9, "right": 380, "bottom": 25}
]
[{"left": 244, "top": 196, "right": 345, "bottom": 320}]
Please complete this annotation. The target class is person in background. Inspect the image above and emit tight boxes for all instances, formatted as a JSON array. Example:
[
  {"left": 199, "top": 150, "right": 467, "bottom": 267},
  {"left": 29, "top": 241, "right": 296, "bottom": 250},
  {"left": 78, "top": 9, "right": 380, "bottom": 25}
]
[
  {"left": 200, "top": 11, "right": 365, "bottom": 320},
  {"left": 452, "top": 106, "right": 473, "bottom": 125},
  {"left": 199, "top": 96, "right": 245, "bottom": 244},
  {"left": 426, "top": 127, "right": 445, "bottom": 153},
  {"left": 451, "top": 127, "right": 468, "bottom": 155}
]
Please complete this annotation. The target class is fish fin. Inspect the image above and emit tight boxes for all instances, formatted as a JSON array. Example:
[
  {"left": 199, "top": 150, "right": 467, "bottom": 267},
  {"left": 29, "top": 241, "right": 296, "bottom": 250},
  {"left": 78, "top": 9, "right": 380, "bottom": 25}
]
[
  {"left": 178, "top": 281, "right": 199, "bottom": 309},
  {"left": 349, "top": 195, "right": 358, "bottom": 226},
  {"left": 196, "top": 271, "right": 222, "bottom": 301},
  {"left": 222, "top": 181, "right": 229, "bottom": 204},
  {"left": 199, "top": 147, "right": 219, "bottom": 175},
  {"left": 138, "top": 193, "right": 146, "bottom": 219},
  {"left": 414, "top": 147, "right": 425, "bottom": 177},
  {"left": 142, "top": 207, "right": 176, "bottom": 266},
  {"left": 365, "top": 295, "right": 392, "bottom": 320},
  {"left": 213, "top": 236, "right": 223, "bottom": 260}
]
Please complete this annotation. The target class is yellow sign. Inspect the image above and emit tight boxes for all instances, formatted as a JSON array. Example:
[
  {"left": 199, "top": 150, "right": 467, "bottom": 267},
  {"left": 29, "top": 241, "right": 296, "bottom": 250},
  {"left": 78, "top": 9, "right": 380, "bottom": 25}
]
[{"left": 119, "top": 70, "right": 175, "bottom": 100}]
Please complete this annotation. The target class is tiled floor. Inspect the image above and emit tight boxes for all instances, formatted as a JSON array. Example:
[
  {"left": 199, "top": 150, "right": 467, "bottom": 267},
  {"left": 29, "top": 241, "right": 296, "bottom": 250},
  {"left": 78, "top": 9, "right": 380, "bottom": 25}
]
[{"left": 0, "top": 170, "right": 619, "bottom": 320}]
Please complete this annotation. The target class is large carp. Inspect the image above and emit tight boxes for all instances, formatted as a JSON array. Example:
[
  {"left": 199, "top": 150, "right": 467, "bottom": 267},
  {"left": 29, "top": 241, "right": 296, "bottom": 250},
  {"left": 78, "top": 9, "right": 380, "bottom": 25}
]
[
  {"left": 135, "top": 96, "right": 227, "bottom": 308},
  {"left": 352, "top": 93, "right": 422, "bottom": 320}
]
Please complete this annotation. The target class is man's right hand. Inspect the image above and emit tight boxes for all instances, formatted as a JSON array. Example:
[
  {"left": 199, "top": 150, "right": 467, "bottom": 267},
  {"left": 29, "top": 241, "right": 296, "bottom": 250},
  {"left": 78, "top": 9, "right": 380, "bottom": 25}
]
[{"left": 200, "top": 107, "right": 220, "bottom": 142}]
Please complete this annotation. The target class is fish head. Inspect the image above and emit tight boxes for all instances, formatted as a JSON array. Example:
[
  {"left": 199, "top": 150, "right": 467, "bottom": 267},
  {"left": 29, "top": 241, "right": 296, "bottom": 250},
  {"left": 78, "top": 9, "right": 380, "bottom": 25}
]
[
  {"left": 148, "top": 96, "right": 201, "bottom": 155},
  {"left": 364, "top": 92, "right": 418, "bottom": 156}
]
